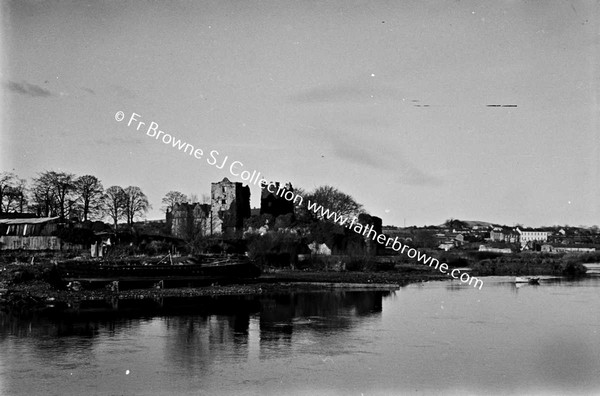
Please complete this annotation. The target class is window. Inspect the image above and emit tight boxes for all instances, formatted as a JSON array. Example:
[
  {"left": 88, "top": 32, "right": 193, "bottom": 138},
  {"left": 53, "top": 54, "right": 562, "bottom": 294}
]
[{"left": 222, "top": 199, "right": 226, "bottom": 204}]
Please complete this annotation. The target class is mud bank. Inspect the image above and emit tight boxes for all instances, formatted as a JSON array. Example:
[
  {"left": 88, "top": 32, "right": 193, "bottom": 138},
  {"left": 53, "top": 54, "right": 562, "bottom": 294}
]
[{"left": 0, "top": 264, "right": 447, "bottom": 313}]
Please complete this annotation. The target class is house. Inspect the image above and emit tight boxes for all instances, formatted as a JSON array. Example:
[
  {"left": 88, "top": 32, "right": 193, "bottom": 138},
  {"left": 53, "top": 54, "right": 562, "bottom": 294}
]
[
  {"left": 479, "top": 245, "right": 512, "bottom": 254},
  {"left": 490, "top": 227, "right": 520, "bottom": 243},
  {"left": 516, "top": 228, "right": 550, "bottom": 247},
  {"left": 437, "top": 233, "right": 464, "bottom": 250},
  {"left": 439, "top": 242, "right": 454, "bottom": 251},
  {"left": 308, "top": 242, "right": 332, "bottom": 256},
  {"left": 542, "top": 244, "right": 596, "bottom": 253}
]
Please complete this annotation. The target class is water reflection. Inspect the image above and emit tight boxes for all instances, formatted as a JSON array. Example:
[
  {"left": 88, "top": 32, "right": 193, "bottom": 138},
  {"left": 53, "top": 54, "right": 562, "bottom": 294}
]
[
  {"left": 0, "top": 290, "right": 391, "bottom": 363},
  {"left": 1, "top": 279, "right": 600, "bottom": 395}
]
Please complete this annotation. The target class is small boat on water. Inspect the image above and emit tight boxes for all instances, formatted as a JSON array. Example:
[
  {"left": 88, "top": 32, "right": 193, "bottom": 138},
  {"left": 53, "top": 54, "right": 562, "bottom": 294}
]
[{"left": 515, "top": 276, "right": 540, "bottom": 284}]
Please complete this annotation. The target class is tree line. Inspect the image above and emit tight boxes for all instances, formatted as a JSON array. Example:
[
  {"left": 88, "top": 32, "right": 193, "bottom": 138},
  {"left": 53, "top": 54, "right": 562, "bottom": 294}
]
[
  {"left": 0, "top": 171, "right": 150, "bottom": 229},
  {"left": 2, "top": 170, "right": 368, "bottom": 237}
]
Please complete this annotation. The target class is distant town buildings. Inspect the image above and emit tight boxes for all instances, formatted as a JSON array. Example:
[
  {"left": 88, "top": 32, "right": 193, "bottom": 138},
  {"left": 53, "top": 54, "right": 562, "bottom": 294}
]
[
  {"left": 479, "top": 245, "right": 512, "bottom": 254},
  {"left": 541, "top": 244, "right": 596, "bottom": 253},
  {"left": 516, "top": 227, "right": 550, "bottom": 246},
  {"left": 490, "top": 228, "right": 520, "bottom": 243}
]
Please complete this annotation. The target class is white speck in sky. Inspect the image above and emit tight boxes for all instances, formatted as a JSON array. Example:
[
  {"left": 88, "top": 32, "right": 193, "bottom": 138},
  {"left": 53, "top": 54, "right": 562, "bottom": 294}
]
[
  {"left": 370, "top": 73, "right": 375, "bottom": 77},
  {"left": 126, "top": 370, "right": 130, "bottom": 375}
]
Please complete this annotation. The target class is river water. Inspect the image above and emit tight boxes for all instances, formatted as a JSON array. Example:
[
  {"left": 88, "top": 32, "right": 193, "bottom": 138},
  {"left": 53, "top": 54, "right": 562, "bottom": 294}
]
[{"left": 1, "top": 276, "right": 599, "bottom": 395}]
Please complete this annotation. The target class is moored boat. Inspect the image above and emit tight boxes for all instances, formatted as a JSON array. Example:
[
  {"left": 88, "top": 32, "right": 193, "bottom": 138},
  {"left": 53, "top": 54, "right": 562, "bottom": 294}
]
[
  {"left": 515, "top": 276, "right": 540, "bottom": 284},
  {"left": 57, "top": 254, "right": 261, "bottom": 285},
  {"left": 515, "top": 276, "right": 529, "bottom": 283}
]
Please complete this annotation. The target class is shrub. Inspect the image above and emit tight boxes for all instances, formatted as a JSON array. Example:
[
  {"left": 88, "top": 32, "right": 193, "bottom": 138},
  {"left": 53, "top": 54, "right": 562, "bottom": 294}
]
[
  {"left": 144, "top": 240, "right": 171, "bottom": 256},
  {"left": 245, "top": 231, "right": 300, "bottom": 269}
]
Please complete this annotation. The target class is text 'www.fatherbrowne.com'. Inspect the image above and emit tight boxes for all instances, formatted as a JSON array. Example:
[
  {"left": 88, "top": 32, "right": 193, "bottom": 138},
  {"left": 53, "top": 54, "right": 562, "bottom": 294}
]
[
  {"left": 304, "top": 200, "right": 483, "bottom": 290},
  {"left": 115, "top": 110, "right": 483, "bottom": 290}
]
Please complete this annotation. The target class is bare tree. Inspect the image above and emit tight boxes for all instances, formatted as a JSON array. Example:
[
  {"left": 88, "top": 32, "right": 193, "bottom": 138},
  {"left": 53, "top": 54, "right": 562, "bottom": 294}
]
[
  {"left": 0, "top": 172, "right": 16, "bottom": 214},
  {"left": 161, "top": 191, "right": 187, "bottom": 213},
  {"left": 74, "top": 175, "right": 104, "bottom": 221},
  {"left": 47, "top": 171, "right": 77, "bottom": 221},
  {"left": 31, "top": 171, "right": 78, "bottom": 220},
  {"left": 303, "top": 185, "right": 364, "bottom": 221},
  {"left": 14, "top": 178, "right": 28, "bottom": 213},
  {"left": 123, "top": 186, "right": 150, "bottom": 225},
  {"left": 30, "top": 172, "right": 58, "bottom": 217},
  {"left": 103, "top": 186, "right": 126, "bottom": 230},
  {"left": 0, "top": 172, "right": 27, "bottom": 213}
]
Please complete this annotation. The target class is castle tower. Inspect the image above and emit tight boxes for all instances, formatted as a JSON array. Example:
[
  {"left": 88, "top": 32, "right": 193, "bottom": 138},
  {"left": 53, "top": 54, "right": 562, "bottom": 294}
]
[{"left": 210, "top": 177, "right": 250, "bottom": 236}]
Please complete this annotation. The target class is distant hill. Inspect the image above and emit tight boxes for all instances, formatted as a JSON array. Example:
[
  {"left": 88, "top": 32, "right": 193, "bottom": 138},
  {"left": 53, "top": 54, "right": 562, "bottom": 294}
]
[
  {"left": 460, "top": 220, "right": 497, "bottom": 228},
  {"left": 436, "top": 220, "right": 498, "bottom": 228}
]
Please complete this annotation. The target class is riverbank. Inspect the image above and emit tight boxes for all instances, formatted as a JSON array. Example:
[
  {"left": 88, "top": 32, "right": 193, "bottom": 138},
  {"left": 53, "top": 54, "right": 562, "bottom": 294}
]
[
  {"left": 0, "top": 251, "right": 591, "bottom": 313},
  {"left": 0, "top": 259, "right": 449, "bottom": 312}
]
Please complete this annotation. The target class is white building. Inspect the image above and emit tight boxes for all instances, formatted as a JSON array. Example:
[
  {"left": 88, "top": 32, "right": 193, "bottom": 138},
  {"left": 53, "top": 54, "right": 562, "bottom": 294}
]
[{"left": 516, "top": 228, "right": 550, "bottom": 246}]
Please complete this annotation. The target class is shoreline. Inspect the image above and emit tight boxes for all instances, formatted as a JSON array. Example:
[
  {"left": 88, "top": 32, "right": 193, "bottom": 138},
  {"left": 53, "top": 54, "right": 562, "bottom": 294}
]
[
  {"left": 0, "top": 269, "right": 448, "bottom": 312},
  {"left": 0, "top": 257, "right": 591, "bottom": 313}
]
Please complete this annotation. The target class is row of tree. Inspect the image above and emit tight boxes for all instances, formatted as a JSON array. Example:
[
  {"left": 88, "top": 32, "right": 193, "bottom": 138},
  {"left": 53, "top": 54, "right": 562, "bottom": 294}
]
[
  {"left": 0, "top": 171, "right": 150, "bottom": 228},
  {"left": 2, "top": 170, "right": 367, "bottom": 238}
]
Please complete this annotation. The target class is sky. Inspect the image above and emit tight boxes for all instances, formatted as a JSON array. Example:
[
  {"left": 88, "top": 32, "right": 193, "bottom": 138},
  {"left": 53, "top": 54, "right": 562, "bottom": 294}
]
[{"left": 1, "top": 0, "right": 598, "bottom": 227}]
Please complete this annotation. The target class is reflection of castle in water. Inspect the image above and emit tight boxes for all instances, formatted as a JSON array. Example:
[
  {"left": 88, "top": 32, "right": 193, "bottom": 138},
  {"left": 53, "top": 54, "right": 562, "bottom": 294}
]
[
  {"left": 161, "top": 290, "right": 391, "bottom": 367},
  {"left": 0, "top": 290, "right": 393, "bottom": 368}
]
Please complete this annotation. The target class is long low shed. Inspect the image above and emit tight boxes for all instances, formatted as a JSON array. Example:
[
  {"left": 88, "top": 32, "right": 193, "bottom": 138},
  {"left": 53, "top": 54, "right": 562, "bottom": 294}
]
[{"left": 0, "top": 235, "right": 62, "bottom": 250}]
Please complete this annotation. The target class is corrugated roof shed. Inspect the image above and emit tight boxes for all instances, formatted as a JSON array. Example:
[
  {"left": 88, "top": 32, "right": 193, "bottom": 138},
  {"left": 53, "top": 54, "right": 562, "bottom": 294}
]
[{"left": 0, "top": 217, "right": 60, "bottom": 225}]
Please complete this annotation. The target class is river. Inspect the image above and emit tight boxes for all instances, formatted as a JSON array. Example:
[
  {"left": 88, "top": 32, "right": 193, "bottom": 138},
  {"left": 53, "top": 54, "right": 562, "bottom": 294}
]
[{"left": 1, "top": 276, "right": 599, "bottom": 395}]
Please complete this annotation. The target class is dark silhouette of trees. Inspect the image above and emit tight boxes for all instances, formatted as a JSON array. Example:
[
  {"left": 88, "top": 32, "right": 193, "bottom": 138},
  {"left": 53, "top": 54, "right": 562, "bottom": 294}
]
[
  {"left": 0, "top": 172, "right": 15, "bottom": 214},
  {"left": 413, "top": 230, "right": 438, "bottom": 249},
  {"left": 161, "top": 191, "right": 187, "bottom": 213},
  {"left": 123, "top": 186, "right": 150, "bottom": 225},
  {"left": 74, "top": 175, "right": 104, "bottom": 221},
  {"left": 30, "top": 172, "right": 56, "bottom": 217},
  {"left": 48, "top": 171, "right": 77, "bottom": 221},
  {"left": 103, "top": 186, "right": 126, "bottom": 230},
  {"left": 0, "top": 172, "right": 27, "bottom": 213},
  {"left": 444, "top": 218, "right": 468, "bottom": 230},
  {"left": 30, "top": 171, "right": 77, "bottom": 219},
  {"left": 300, "top": 185, "right": 364, "bottom": 222}
]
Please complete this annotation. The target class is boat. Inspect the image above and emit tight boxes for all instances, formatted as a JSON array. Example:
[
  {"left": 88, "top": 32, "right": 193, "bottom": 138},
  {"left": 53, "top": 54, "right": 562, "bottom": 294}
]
[
  {"left": 515, "top": 276, "right": 540, "bottom": 284},
  {"left": 57, "top": 254, "right": 261, "bottom": 286},
  {"left": 515, "top": 277, "right": 529, "bottom": 283}
]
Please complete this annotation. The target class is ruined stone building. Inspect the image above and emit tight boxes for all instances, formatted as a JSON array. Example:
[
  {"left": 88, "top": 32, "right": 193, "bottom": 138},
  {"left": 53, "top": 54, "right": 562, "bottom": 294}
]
[
  {"left": 169, "top": 202, "right": 211, "bottom": 240},
  {"left": 211, "top": 177, "right": 251, "bottom": 236},
  {"left": 169, "top": 178, "right": 251, "bottom": 239},
  {"left": 358, "top": 213, "right": 383, "bottom": 255},
  {"left": 260, "top": 182, "right": 295, "bottom": 218}
]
